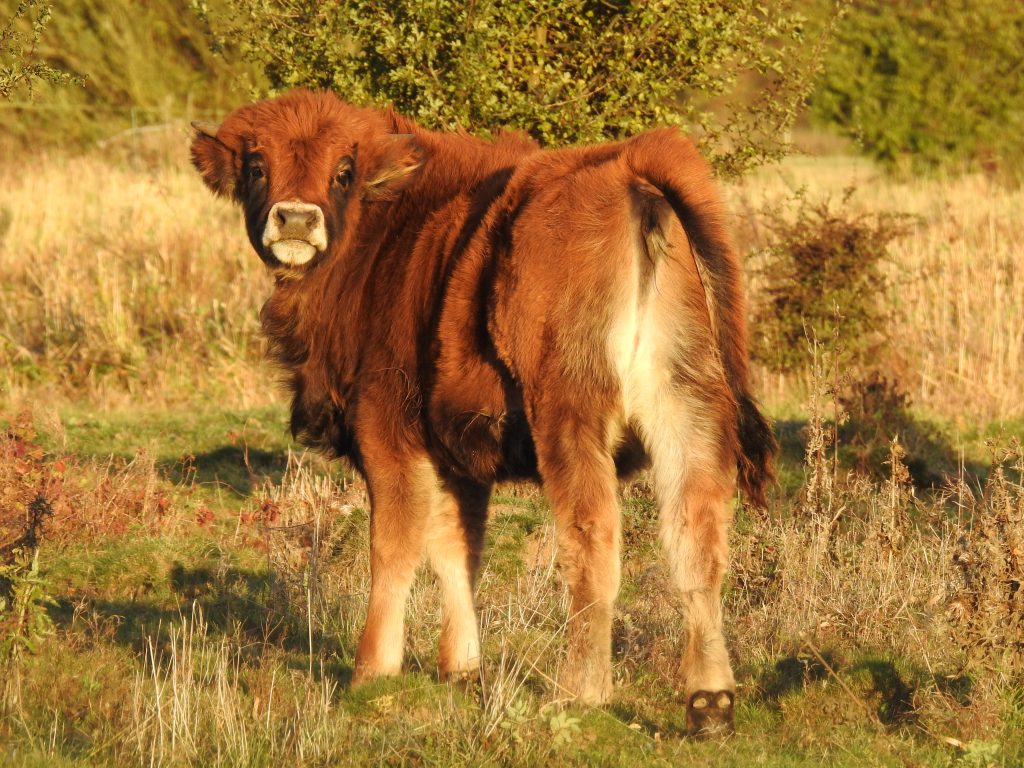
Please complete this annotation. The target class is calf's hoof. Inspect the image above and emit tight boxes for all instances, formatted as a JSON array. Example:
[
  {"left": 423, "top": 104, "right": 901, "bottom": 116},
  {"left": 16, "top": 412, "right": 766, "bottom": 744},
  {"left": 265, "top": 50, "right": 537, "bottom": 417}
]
[
  {"left": 685, "top": 689, "right": 734, "bottom": 738},
  {"left": 560, "top": 667, "right": 613, "bottom": 706},
  {"left": 575, "top": 678, "right": 612, "bottom": 707},
  {"left": 350, "top": 666, "right": 376, "bottom": 688},
  {"left": 440, "top": 666, "right": 482, "bottom": 695},
  {"left": 351, "top": 659, "right": 401, "bottom": 688}
]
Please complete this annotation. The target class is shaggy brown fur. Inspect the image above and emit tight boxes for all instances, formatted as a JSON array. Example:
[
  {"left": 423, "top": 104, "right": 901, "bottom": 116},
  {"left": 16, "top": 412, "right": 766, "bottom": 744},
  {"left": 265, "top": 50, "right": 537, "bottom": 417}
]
[{"left": 192, "top": 89, "right": 776, "bottom": 734}]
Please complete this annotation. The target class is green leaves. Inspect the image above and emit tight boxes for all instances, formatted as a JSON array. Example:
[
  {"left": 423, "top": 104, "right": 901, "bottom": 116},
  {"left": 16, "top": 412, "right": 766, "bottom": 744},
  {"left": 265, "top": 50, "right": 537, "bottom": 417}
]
[
  {"left": 200, "top": 0, "right": 820, "bottom": 175},
  {"left": 0, "top": 0, "right": 79, "bottom": 101},
  {"left": 545, "top": 706, "right": 581, "bottom": 748},
  {"left": 0, "top": 548, "right": 56, "bottom": 663}
]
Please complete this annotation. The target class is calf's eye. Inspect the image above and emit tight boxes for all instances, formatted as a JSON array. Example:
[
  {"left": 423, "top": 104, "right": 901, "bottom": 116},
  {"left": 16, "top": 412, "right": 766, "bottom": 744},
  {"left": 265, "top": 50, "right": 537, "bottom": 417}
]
[
  {"left": 248, "top": 166, "right": 264, "bottom": 181},
  {"left": 334, "top": 168, "right": 352, "bottom": 188}
]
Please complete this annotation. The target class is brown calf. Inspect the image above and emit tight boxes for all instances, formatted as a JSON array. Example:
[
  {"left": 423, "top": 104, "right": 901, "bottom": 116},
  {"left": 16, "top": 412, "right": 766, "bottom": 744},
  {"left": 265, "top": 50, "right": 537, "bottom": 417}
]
[{"left": 191, "top": 89, "right": 776, "bottom": 735}]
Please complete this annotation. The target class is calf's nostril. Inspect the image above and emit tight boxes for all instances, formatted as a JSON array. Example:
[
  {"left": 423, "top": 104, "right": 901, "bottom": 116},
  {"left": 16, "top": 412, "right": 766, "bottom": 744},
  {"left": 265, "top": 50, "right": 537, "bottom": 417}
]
[{"left": 268, "top": 203, "right": 323, "bottom": 241}]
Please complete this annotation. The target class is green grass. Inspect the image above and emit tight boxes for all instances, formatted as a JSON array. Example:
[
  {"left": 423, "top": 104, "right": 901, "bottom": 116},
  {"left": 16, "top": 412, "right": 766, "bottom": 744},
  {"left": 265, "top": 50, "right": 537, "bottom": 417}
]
[
  {"left": 56, "top": 404, "right": 289, "bottom": 459},
  {"left": 1, "top": 397, "right": 1020, "bottom": 766},
  {"left": 36, "top": 404, "right": 299, "bottom": 525}
]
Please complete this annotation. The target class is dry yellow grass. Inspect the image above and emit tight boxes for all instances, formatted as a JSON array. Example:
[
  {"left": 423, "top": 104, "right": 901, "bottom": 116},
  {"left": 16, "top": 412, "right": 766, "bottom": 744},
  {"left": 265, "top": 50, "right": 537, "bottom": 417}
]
[
  {"left": 0, "top": 132, "right": 269, "bottom": 408},
  {"left": 2, "top": 140, "right": 1019, "bottom": 426}
]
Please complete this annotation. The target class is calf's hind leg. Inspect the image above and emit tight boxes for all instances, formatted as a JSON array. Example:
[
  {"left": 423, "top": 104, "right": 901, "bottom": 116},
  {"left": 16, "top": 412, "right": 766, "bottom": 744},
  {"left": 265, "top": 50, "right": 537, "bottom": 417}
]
[
  {"left": 661, "top": 472, "right": 736, "bottom": 736},
  {"left": 638, "top": 385, "right": 739, "bottom": 736},
  {"left": 531, "top": 398, "right": 622, "bottom": 705}
]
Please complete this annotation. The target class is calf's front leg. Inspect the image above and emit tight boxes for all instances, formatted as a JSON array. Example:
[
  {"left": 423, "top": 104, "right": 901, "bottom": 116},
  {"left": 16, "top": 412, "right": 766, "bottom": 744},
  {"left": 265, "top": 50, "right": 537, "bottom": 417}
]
[{"left": 353, "top": 457, "right": 436, "bottom": 683}]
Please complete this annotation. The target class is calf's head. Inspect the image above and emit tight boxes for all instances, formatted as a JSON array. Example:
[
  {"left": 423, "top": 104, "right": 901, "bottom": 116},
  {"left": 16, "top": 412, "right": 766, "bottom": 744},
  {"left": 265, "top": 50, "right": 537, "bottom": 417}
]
[{"left": 191, "top": 90, "right": 422, "bottom": 270}]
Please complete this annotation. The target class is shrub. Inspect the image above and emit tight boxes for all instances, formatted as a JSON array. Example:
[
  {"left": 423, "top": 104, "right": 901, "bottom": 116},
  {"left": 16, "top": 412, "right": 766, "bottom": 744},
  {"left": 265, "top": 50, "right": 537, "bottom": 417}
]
[
  {"left": 751, "top": 189, "right": 913, "bottom": 375},
  {"left": 0, "top": 0, "right": 77, "bottom": 100},
  {"left": 748, "top": 195, "right": 973, "bottom": 485},
  {"left": 197, "top": 0, "right": 823, "bottom": 175}
]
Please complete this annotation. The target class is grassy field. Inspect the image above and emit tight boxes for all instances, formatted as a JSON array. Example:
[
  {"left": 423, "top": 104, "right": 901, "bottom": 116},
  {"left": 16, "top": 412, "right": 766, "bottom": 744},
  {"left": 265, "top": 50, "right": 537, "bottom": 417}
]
[{"left": 1, "top": 131, "right": 1022, "bottom": 766}]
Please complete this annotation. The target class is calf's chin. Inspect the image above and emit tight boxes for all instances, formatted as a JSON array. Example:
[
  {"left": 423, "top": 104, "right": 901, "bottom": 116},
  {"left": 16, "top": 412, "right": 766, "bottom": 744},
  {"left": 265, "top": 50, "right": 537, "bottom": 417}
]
[{"left": 270, "top": 240, "right": 318, "bottom": 266}]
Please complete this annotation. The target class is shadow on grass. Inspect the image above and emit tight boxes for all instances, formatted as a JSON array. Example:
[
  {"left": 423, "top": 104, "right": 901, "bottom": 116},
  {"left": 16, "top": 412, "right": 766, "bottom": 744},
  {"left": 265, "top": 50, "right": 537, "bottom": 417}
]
[
  {"left": 49, "top": 561, "right": 355, "bottom": 685},
  {"left": 53, "top": 405, "right": 296, "bottom": 499},
  {"left": 753, "top": 653, "right": 834, "bottom": 704},
  {"left": 50, "top": 442, "right": 290, "bottom": 500},
  {"left": 773, "top": 414, "right": 987, "bottom": 494},
  {"left": 160, "top": 444, "right": 289, "bottom": 497},
  {"left": 607, "top": 702, "right": 682, "bottom": 738},
  {"left": 750, "top": 652, "right": 975, "bottom": 730},
  {"left": 934, "top": 671, "right": 973, "bottom": 705},
  {"left": 852, "top": 658, "right": 916, "bottom": 726}
]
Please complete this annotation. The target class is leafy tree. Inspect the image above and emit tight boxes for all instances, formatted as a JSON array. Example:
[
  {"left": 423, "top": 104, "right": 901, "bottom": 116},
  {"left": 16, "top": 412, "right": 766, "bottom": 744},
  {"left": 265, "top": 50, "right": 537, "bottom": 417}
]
[
  {"left": 0, "top": 0, "right": 256, "bottom": 147},
  {"left": 195, "top": 0, "right": 825, "bottom": 175},
  {"left": 811, "top": 0, "right": 1024, "bottom": 176}
]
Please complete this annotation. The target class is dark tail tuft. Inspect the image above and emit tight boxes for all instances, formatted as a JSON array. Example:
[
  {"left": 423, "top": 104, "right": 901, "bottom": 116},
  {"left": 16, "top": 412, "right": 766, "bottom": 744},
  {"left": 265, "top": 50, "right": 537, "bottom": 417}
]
[{"left": 736, "top": 394, "right": 778, "bottom": 509}]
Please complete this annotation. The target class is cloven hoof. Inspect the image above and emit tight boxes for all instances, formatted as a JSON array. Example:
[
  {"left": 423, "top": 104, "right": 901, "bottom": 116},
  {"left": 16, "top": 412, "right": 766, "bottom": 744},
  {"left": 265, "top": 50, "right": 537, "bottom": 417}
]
[{"left": 685, "top": 689, "right": 735, "bottom": 738}]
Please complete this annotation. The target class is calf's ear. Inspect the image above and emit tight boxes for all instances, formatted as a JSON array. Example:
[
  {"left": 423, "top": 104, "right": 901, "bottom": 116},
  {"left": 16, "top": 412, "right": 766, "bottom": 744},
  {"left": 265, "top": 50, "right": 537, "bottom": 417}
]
[
  {"left": 190, "top": 122, "right": 236, "bottom": 198},
  {"left": 363, "top": 134, "right": 423, "bottom": 202}
]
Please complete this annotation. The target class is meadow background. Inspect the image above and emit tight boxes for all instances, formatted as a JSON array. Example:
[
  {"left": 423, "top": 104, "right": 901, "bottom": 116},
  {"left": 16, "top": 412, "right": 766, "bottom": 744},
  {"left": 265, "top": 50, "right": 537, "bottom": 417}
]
[{"left": 1, "top": 2, "right": 1022, "bottom": 766}]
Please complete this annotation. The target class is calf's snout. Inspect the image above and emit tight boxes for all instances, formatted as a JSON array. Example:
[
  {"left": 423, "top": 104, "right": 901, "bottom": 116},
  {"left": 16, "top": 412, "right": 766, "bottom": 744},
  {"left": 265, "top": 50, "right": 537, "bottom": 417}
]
[
  {"left": 262, "top": 201, "right": 328, "bottom": 266},
  {"left": 272, "top": 202, "right": 322, "bottom": 234}
]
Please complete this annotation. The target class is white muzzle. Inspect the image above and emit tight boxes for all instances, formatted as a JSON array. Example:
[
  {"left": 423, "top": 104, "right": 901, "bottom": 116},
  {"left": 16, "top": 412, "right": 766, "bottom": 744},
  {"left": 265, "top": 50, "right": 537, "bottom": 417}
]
[{"left": 262, "top": 201, "right": 328, "bottom": 266}]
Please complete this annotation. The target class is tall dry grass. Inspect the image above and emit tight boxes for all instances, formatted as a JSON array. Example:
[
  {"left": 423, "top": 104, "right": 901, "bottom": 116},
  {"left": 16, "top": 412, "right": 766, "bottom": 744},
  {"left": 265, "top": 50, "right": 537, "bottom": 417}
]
[
  {"left": 0, "top": 131, "right": 269, "bottom": 407},
  {"left": 131, "top": 605, "right": 348, "bottom": 767},
  {"left": 0, "top": 141, "right": 1020, "bottom": 425}
]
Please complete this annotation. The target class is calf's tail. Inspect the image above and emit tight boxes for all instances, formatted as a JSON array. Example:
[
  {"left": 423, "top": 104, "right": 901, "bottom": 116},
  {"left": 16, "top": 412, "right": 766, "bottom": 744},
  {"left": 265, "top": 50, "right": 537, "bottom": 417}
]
[{"left": 624, "top": 129, "right": 778, "bottom": 508}]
